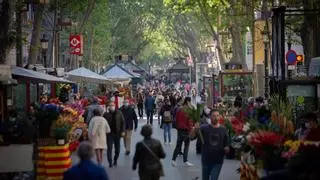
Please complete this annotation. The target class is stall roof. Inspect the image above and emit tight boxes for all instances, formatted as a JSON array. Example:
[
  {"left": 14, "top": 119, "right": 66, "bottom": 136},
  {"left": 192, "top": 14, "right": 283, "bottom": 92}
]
[
  {"left": 167, "top": 61, "right": 189, "bottom": 73},
  {"left": 66, "top": 67, "right": 110, "bottom": 84},
  {"left": 102, "top": 64, "right": 137, "bottom": 81},
  {"left": 12, "top": 66, "right": 73, "bottom": 83},
  {"left": 118, "top": 61, "right": 146, "bottom": 74}
]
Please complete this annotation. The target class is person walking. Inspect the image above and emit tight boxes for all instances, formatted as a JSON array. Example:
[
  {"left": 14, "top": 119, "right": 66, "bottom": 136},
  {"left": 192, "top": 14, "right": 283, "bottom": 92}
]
[
  {"left": 103, "top": 101, "right": 125, "bottom": 168},
  {"left": 84, "top": 97, "right": 101, "bottom": 124},
  {"left": 171, "top": 97, "right": 194, "bottom": 167},
  {"left": 120, "top": 99, "right": 138, "bottom": 155},
  {"left": 196, "top": 106, "right": 212, "bottom": 154},
  {"left": 136, "top": 89, "right": 145, "bottom": 119},
  {"left": 145, "top": 91, "right": 156, "bottom": 125},
  {"left": 159, "top": 99, "right": 173, "bottom": 144},
  {"left": 88, "top": 108, "right": 110, "bottom": 165},
  {"left": 63, "top": 141, "right": 109, "bottom": 180},
  {"left": 196, "top": 110, "right": 229, "bottom": 180},
  {"left": 155, "top": 92, "right": 164, "bottom": 125},
  {"left": 133, "top": 125, "right": 166, "bottom": 180}
]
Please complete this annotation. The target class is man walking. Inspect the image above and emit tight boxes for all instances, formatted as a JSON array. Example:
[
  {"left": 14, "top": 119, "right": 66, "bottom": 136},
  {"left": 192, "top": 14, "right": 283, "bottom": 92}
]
[
  {"left": 145, "top": 91, "right": 155, "bottom": 125},
  {"left": 136, "top": 89, "right": 144, "bottom": 119},
  {"left": 120, "top": 99, "right": 138, "bottom": 155},
  {"left": 196, "top": 110, "right": 229, "bottom": 180},
  {"left": 103, "top": 101, "right": 125, "bottom": 168}
]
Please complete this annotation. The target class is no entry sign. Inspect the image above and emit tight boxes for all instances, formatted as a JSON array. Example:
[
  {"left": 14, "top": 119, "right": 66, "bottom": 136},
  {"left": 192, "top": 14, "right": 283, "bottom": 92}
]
[{"left": 286, "top": 50, "right": 297, "bottom": 65}]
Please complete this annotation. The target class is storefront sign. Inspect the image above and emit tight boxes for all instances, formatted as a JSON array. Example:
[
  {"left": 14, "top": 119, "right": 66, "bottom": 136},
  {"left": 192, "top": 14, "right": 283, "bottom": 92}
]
[{"left": 69, "top": 34, "right": 83, "bottom": 55}]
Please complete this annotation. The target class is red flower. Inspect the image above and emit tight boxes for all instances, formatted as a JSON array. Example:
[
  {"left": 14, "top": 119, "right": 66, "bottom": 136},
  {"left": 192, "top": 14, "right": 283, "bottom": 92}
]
[
  {"left": 231, "top": 117, "right": 245, "bottom": 135},
  {"left": 247, "top": 131, "right": 284, "bottom": 148},
  {"left": 69, "top": 141, "right": 80, "bottom": 152}
]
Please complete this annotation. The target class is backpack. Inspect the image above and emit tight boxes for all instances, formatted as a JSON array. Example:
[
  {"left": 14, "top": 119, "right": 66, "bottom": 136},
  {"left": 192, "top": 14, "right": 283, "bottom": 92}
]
[{"left": 163, "top": 110, "right": 172, "bottom": 123}]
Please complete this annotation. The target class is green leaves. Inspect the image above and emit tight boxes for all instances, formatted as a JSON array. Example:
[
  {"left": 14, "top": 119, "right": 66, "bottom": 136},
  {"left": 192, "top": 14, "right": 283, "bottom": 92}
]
[{"left": 184, "top": 103, "right": 204, "bottom": 123}]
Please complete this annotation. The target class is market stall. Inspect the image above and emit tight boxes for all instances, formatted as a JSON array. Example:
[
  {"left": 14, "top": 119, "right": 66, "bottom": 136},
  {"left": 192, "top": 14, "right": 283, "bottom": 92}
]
[
  {"left": 102, "top": 64, "right": 135, "bottom": 82},
  {"left": 222, "top": 95, "right": 320, "bottom": 180},
  {"left": 66, "top": 67, "right": 110, "bottom": 84},
  {"left": 11, "top": 66, "right": 73, "bottom": 116}
]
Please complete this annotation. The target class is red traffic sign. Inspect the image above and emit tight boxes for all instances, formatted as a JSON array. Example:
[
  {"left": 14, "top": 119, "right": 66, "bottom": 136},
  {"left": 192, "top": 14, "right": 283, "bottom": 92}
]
[
  {"left": 297, "top": 55, "right": 304, "bottom": 62},
  {"left": 286, "top": 50, "right": 297, "bottom": 65}
]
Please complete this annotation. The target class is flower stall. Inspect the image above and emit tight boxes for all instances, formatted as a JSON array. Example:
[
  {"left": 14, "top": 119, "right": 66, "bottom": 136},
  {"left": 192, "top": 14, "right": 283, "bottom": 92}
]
[
  {"left": 222, "top": 95, "right": 302, "bottom": 179},
  {"left": 36, "top": 100, "right": 87, "bottom": 180}
]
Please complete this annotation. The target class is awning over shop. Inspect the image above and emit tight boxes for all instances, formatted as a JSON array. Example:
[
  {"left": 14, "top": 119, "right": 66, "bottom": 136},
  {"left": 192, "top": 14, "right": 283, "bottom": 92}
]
[
  {"left": 12, "top": 66, "right": 73, "bottom": 83},
  {"left": 102, "top": 64, "right": 135, "bottom": 81},
  {"left": 66, "top": 67, "right": 110, "bottom": 84}
]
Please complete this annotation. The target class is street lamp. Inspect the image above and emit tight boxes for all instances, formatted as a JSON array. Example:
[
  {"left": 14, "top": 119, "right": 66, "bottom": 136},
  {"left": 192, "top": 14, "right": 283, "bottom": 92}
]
[
  {"left": 40, "top": 35, "right": 49, "bottom": 67},
  {"left": 212, "top": 68, "right": 218, "bottom": 107},
  {"left": 262, "top": 25, "right": 269, "bottom": 99}
]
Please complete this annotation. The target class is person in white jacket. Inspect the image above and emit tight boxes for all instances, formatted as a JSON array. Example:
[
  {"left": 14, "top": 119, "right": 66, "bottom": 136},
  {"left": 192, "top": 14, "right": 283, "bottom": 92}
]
[{"left": 88, "top": 108, "right": 111, "bottom": 165}]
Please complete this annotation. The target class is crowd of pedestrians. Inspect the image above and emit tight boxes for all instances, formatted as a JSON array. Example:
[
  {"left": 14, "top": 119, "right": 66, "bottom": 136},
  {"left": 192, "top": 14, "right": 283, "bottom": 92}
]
[{"left": 64, "top": 86, "right": 230, "bottom": 180}]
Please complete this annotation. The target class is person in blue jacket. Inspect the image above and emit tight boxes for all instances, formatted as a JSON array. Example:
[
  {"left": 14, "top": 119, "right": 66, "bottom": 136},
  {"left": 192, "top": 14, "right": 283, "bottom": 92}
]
[
  {"left": 145, "top": 91, "right": 156, "bottom": 125},
  {"left": 63, "top": 141, "right": 109, "bottom": 180}
]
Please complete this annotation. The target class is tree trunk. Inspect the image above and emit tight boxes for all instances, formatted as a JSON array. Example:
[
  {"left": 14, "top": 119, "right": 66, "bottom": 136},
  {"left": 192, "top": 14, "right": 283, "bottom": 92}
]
[
  {"left": 0, "top": 0, "right": 15, "bottom": 64},
  {"left": 196, "top": 0, "right": 226, "bottom": 68},
  {"left": 301, "top": 0, "right": 320, "bottom": 67},
  {"left": 229, "top": 0, "right": 247, "bottom": 70},
  {"left": 28, "top": 4, "right": 45, "bottom": 65}
]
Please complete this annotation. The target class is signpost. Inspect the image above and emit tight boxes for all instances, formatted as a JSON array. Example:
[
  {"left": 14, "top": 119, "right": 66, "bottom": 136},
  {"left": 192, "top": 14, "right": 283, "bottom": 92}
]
[
  {"left": 286, "top": 50, "right": 297, "bottom": 65},
  {"left": 69, "top": 34, "right": 83, "bottom": 55}
]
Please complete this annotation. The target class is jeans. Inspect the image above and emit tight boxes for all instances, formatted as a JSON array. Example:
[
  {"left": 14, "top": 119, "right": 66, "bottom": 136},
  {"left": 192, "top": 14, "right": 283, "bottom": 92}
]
[
  {"left": 107, "top": 133, "right": 121, "bottom": 165},
  {"left": 202, "top": 163, "right": 223, "bottom": 180},
  {"left": 138, "top": 103, "right": 143, "bottom": 118},
  {"left": 163, "top": 123, "right": 172, "bottom": 143},
  {"left": 172, "top": 130, "right": 190, "bottom": 162},
  {"left": 146, "top": 110, "right": 154, "bottom": 125}
]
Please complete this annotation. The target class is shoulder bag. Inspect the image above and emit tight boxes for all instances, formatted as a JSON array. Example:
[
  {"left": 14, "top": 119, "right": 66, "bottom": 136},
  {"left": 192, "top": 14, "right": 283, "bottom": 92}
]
[{"left": 141, "top": 142, "right": 165, "bottom": 177}]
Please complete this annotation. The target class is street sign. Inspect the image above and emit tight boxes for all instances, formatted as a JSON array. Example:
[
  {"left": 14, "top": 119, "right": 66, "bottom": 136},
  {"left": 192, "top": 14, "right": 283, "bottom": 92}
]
[
  {"left": 69, "top": 34, "right": 83, "bottom": 55},
  {"left": 286, "top": 50, "right": 297, "bottom": 65},
  {"left": 297, "top": 55, "right": 304, "bottom": 62},
  {"left": 288, "top": 65, "right": 296, "bottom": 70}
]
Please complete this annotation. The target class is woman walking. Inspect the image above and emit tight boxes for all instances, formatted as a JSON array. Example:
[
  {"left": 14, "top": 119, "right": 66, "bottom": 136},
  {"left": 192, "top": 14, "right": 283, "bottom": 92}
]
[
  {"left": 133, "top": 125, "right": 166, "bottom": 180},
  {"left": 88, "top": 108, "right": 110, "bottom": 165}
]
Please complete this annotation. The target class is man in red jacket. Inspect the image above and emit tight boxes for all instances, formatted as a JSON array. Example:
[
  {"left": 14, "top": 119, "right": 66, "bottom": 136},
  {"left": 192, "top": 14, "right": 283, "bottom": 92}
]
[{"left": 171, "top": 97, "right": 194, "bottom": 167}]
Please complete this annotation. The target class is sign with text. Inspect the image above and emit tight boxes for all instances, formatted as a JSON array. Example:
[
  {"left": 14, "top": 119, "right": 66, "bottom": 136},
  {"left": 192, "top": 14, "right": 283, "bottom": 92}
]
[{"left": 69, "top": 34, "right": 83, "bottom": 55}]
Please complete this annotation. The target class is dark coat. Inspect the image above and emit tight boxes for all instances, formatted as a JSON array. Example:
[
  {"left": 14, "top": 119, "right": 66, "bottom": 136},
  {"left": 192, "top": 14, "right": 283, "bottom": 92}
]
[
  {"left": 144, "top": 95, "right": 155, "bottom": 111},
  {"left": 133, "top": 137, "right": 166, "bottom": 177},
  {"left": 63, "top": 160, "right": 109, "bottom": 180},
  {"left": 120, "top": 106, "right": 138, "bottom": 130},
  {"left": 103, "top": 110, "right": 125, "bottom": 135}
]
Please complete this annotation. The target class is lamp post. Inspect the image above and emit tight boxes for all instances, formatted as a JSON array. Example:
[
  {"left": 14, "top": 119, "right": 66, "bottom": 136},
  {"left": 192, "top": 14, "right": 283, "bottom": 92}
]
[
  {"left": 262, "top": 25, "right": 269, "bottom": 99},
  {"left": 40, "top": 35, "right": 49, "bottom": 67},
  {"left": 212, "top": 67, "right": 217, "bottom": 108}
]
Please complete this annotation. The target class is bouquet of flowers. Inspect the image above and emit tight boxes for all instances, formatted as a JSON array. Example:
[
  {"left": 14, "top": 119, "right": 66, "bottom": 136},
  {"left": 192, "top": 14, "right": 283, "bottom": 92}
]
[
  {"left": 247, "top": 130, "right": 284, "bottom": 157},
  {"left": 37, "top": 103, "right": 63, "bottom": 138},
  {"left": 282, "top": 140, "right": 320, "bottom": 159},
  {"left": 51, "top": 114, "right": 72, "bottom": 140},
  {"left": 184, "top": 103, "right": 204, "bottom": 143}
]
